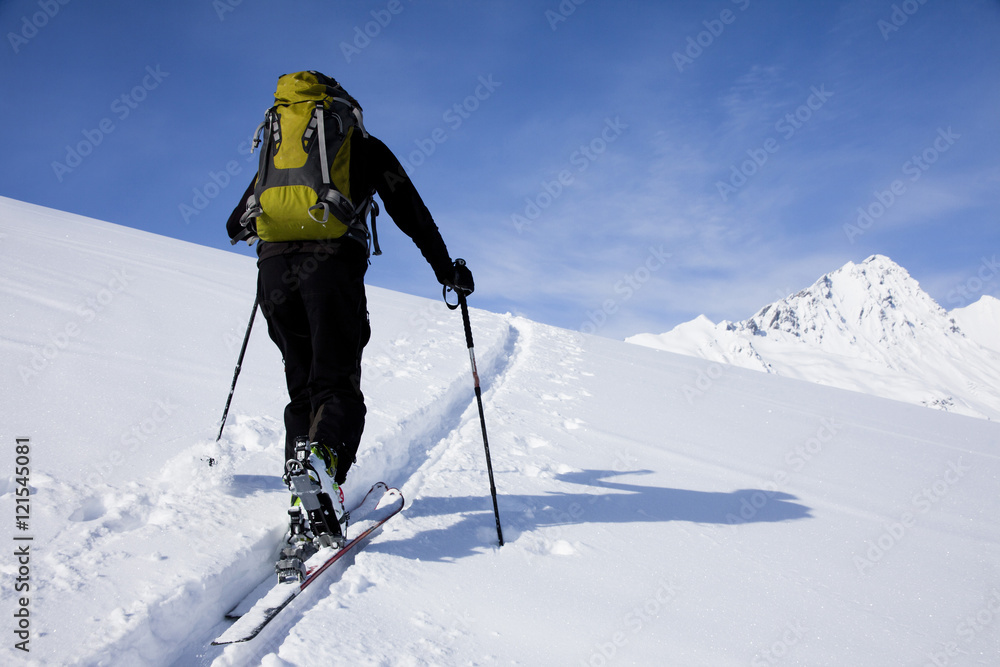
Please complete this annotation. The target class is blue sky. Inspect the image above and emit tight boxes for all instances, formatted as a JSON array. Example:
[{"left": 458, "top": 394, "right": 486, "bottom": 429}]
[{"left": 2, "top": 0, "right": 999, "bottom": 339}]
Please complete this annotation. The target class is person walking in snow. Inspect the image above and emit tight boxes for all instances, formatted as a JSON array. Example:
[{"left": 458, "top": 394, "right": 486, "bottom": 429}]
[{"left": 226, "top": 71, "right": 473, "bottom": 565}]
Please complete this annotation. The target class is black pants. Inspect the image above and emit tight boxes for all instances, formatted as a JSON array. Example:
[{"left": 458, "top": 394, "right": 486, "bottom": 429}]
[{"left": 257, "top": 242, "right": 371, "bottom": 484}]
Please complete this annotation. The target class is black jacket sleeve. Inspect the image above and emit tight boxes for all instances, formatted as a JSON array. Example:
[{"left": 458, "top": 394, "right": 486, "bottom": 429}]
[
  {"left": 357, "top": 135, "right": 453, "bottom": 283},
  {"left": 226, "top": 178, "right": 256, "bottom": 243}
]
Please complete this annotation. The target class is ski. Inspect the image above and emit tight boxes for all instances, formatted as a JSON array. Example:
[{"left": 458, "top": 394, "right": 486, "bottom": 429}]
[
  {"left": 212, "top": 482, "right": 403, "bottom": 645},
  {"left": 222, "top": 481, "right": 387, "bottom": 621}
]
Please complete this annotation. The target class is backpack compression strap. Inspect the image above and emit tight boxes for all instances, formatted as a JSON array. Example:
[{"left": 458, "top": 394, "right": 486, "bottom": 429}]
[{"left": 307, "top": 101, "right": 362, "bottom": 227}]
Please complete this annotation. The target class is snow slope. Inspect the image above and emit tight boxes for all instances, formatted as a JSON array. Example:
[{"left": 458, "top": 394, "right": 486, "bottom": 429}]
[
  {"left": 2, "top": 198, "right": 999, "bottom": 666},
  {"left": 629, "top": 255, "right": 1000, "bottom": 421}
]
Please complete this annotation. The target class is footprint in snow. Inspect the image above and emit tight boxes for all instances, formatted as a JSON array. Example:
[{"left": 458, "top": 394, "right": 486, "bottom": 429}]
[
  {"left": 69, "top": 494, "right": 149, "bottom": 532},
  {"left": 526, "top": 435, "right": 549, "bottom": 449},
  {"left": 549, "top": 540, "right": 577, "bottom": 556},
  {"left": 68, "top": 496, "right": 106, "bottom": 522}
]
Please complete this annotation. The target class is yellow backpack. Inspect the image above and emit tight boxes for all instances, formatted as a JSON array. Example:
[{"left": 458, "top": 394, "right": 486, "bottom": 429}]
[{"left": 240, "top": 71, "right": 379, "bottom": 252}]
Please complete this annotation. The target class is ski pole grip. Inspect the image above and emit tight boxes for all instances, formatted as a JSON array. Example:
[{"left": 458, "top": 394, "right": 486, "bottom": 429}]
[{"left": 458, "top": 291, "right": 475, "bottom": 350}]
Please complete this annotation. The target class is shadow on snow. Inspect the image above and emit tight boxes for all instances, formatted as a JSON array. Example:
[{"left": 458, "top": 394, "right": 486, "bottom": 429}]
[{"left": 368, "top": 469, "right": 812, "bottom": 562}]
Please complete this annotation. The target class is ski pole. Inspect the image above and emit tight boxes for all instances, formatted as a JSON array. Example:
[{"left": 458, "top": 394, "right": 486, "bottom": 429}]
[
  {"left": 214, "top": 294, "right": 259, "bottom": 449},
  {"left": 446, "top": 271, "right": 503, "bottom": 547}
]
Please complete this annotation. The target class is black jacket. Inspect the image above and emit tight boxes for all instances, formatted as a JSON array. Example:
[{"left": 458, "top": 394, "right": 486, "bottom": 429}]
[{"left": 227, "top": 133, "right": 453, "bottom": 283}]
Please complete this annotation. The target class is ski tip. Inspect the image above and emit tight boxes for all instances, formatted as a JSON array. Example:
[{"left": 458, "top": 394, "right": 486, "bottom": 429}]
[{"left": 366, "top": 481, "right": 402, "bottom": 505}]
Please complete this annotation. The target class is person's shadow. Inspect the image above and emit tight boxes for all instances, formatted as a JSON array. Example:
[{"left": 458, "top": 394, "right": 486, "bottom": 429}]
[{"left": 367, "top": 468, "right": 811, "bottom": 562}]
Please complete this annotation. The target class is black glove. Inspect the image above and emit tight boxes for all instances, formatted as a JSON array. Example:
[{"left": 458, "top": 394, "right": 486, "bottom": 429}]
[{"left": 444, "top": 258, "right": 474, "bottom": 295}]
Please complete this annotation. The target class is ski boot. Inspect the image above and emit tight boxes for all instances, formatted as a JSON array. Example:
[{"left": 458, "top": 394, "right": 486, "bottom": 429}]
[
  {"left": 275, "top": 505, "right": 316, "bottom": 583},
  {"left": 282, "top": 437, "right": 346, "bottom": 551}
]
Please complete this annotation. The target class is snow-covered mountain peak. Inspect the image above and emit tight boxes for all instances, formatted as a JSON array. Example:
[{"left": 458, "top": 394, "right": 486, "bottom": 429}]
[
  {"left": 734, "top": 254, "right": 948, "bottom": 349},
  {"left": 951, "top": 293, "right": 1000, "bottom": 352},
  {"left": 630, "top": 255, "right": 1000, "bottom": 420}
]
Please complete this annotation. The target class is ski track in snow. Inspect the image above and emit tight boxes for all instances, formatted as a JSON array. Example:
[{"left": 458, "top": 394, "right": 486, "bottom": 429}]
[
  {"left": 2, "top": 284, "right": 523, "bottom": 666},
  {"left": 168, "top": 314, "right": 519, "bottom": 665},
  {"left": 210, "top": 317, "right": 599, "bottom": 667}
]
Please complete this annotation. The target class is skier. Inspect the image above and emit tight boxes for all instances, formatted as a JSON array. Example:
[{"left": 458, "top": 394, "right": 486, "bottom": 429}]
[{"left": 226, "top": 72, "right": 473, "bottom": 567}]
